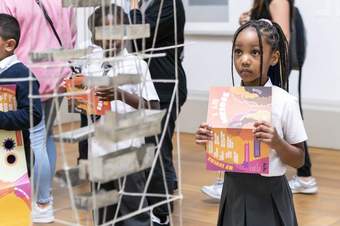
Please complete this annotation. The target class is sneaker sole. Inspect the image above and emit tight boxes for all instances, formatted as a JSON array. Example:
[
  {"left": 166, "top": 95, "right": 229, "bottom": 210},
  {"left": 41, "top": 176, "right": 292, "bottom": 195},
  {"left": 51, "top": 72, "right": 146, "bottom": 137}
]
[
  {"left": 201, "top": 188, "right": 221, "bottom": 200},
  {"left": 291, "top": 187, "right": 318, "bottom": 194},
  {"left": 32, "top": 217, "right": 55, "bottom": 224}
]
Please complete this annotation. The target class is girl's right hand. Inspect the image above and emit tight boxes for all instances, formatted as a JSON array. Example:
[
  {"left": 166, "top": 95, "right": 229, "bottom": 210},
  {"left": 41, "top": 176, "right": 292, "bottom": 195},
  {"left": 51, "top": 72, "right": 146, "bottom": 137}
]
[{"left": 195, "top": 123, "right": 213, "bottom": 145}]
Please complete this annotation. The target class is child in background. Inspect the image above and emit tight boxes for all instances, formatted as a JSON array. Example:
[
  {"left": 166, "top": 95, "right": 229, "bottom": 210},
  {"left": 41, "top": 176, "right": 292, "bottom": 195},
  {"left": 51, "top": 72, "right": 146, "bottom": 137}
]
[{"left": 80, "top": 4, "right": 160, "bottom": 226}]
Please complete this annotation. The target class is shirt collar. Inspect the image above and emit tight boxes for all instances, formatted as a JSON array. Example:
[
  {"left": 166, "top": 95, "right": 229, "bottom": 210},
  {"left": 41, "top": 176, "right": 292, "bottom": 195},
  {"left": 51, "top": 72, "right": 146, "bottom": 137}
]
[
  {"left": 240, "top": 78, "right": 273, "bottom": 87},
  {"left": 264, "top": 79, "right": 273, "bottom": 87},
  {"left": 0, "top": 55, "right": 20, "bottom": 74},
  {"left": 118, "top": 48, "right": 129, "bottom": 57}
]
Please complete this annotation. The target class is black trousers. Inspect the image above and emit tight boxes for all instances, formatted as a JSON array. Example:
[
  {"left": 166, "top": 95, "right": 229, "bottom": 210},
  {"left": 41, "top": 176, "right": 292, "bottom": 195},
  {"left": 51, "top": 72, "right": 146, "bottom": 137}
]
[
  {"left": 145, "top": 94, "right": 186, "bottom": 219},
  {"left": 95, "top": 172, "right": 150, "bottom": 226},
  {"left": 78, "top": 114, "right": 100, "bottom": 162},
  {"left": 297, "top": 141, "right": 312, "bottom": 177},
  {"left": 78, "top": 114, "right": 150, "bottom": 226}
]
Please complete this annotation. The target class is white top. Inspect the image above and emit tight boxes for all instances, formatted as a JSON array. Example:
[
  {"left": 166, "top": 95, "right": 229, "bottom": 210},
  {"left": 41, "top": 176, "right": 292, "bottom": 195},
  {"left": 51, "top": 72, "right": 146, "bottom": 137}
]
[
  {"left": 0, "top": 55, "right": 20, "bottom": 74},
  {"left": 86, "top": 47, "right": 159, "bottom": 157},
  {"left": 262, "top": 80, "right": 308, "bottom": 177}
]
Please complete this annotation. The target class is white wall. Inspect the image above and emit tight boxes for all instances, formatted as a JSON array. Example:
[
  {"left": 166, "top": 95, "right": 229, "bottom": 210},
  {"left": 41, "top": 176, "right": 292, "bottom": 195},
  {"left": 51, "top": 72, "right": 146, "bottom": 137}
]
[
  {"left": 179, "top": 0, "right": 340, "bottom": 149},
  {"left": 183, "top": 0, "right": 340, "bottom": 102}
]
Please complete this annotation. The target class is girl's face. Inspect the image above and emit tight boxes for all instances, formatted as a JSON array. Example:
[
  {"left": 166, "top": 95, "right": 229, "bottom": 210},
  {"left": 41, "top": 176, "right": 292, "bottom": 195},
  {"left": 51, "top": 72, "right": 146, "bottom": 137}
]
[
  {"left": 233, "top": 27, "right": 279, "bottom": 86},
  {"left": 93, "top": 16, "right": 124, "bottom": 57}
]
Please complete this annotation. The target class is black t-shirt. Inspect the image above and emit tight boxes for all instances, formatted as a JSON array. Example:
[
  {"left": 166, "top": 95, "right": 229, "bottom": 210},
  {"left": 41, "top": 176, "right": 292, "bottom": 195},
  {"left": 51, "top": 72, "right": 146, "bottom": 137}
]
[{"left": 130, "top": 0, "right": 187, "bottom": 104}]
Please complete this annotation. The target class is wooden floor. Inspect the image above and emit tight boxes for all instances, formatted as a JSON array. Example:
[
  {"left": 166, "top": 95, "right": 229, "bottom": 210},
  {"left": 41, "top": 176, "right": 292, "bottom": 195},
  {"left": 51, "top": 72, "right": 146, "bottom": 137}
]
[{"left": 38, "top": 127, "right": 340, "bottom": 226}]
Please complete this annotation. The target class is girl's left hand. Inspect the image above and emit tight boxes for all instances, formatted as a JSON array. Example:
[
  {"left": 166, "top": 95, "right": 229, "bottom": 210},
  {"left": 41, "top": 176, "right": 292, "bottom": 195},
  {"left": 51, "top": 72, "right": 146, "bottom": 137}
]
[
  {"left": 253, "top": 121, "right": 282, "bottom": 149},
  {"left": 95, "top": 86, "right": 122, "bottom": 101}
]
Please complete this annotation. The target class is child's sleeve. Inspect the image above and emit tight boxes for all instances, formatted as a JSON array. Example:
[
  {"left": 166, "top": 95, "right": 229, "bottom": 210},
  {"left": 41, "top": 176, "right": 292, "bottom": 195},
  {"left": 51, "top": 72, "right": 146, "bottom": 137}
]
[
  {"left": 139, "top": 60, "right": 159, "bottom": 102},
  {"left": 0, "top": 80, "right": 42, "bottom": 130},
  {"left": 282, "top": 96, "right": 308, "bottom": 144}
]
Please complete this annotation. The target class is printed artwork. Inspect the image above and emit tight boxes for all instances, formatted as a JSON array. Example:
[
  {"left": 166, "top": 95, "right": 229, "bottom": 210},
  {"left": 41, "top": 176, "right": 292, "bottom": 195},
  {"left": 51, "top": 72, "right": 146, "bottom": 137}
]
[
  {"left": 65, "top": 75, "right": 111, "bottom": 115},
  {"left": 206, "top": 87, "right": 272, "bottom": 174},
  {"left": 0, "top": 85, "right": 31, "bottom": 226}
]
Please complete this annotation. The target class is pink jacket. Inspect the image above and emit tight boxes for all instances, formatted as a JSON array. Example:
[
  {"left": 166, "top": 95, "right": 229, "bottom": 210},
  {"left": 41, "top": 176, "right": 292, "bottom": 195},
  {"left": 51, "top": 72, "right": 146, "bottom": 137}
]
[{"left": 0, "top": 0, "right": 77, "bottom": 98}]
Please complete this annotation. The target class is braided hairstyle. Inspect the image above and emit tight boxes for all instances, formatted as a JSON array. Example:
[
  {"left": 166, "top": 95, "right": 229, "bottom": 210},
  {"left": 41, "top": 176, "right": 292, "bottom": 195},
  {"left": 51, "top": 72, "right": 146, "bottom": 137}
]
[{"left": 231, "top": 19, "right": 289, "bottom": 91}]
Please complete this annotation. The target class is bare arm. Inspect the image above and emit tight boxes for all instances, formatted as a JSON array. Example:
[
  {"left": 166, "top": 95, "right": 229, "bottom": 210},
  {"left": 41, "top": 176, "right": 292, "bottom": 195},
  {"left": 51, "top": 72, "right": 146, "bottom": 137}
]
[
  {"left": 269, "top": 0, "right": 291, "bottom": 42},
  {"left": 95, "top": 87, "right": 160, "bottom": 110},
  {"left": 254, "top": 121, "right": 305, "bottom": 168}
]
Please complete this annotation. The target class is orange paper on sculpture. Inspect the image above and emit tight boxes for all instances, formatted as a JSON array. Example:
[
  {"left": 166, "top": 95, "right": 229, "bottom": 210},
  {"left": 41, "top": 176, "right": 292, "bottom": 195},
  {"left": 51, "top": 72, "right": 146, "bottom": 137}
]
[
  {"left": 206, "top": 87, "right": 272, "bottom": 174},
  {"left": 65, "top": 75, "right": 111, "bottom": 115},
  {"left": 0, "top": 85, "right": 31, "bottom": 226}
]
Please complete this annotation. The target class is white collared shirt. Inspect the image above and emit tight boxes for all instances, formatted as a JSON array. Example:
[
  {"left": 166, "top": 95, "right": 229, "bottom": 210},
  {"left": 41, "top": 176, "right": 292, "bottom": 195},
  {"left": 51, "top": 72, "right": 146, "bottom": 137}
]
[
  {"left": 88, "top": 47, "right": 159, "bottom": 157},
  {"left": 0, "top": 55, "right": 20, "bottom": 74},
  {"left": 261, "top": 79, "right": 308, "bottom": 177}
]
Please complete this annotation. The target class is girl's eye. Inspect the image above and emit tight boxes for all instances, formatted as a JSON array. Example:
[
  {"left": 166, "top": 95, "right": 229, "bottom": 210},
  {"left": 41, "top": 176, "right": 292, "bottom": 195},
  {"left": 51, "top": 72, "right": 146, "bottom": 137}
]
[
  {"left": 252, "top": 49, "right": 261, "bottom": 56},
  {"left": 234, "top": 49, "right": 242, "bottom": 55}
]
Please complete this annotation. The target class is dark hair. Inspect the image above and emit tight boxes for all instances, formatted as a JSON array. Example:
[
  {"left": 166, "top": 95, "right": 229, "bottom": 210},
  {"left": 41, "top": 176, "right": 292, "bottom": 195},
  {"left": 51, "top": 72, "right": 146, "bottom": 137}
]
[
  {"left": 88, "top": 4, "right": 129, "bottom": 34},
  {"left": 0, "top": 14, "right": 21, "bottom": 48},
  {"left": 231, "top": 20, "right": 289, "bottom": 90}
]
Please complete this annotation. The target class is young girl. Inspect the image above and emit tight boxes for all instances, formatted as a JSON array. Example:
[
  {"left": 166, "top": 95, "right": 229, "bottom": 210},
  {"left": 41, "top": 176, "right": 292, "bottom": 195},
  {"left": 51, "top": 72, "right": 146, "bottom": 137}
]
[
  {"left": 196, "top": 19, "right": 307, "bottom": 226},
  {"left": 202, "top": 0, "right": 296, "bottom": 200}
]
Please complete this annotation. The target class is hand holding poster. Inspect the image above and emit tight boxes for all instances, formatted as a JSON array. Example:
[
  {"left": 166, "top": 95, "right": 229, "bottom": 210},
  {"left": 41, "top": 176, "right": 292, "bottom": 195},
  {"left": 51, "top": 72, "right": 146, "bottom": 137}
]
[{"left": 206, "top": 87, "right": 272, "bottom": 174}]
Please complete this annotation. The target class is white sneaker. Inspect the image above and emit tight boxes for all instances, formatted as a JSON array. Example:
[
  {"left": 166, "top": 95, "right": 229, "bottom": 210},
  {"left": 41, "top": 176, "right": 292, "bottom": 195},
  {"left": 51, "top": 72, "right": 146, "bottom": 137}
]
[
  {"left": 151, "top": 211, "right": 170, "bottom": 225},
  {"left": 201, "top": 180, "right": 223, "bottom": 200},
  {"left": 289, "top": 176, "right": 318, "bottom": 194},
  {"left": 32, "top": 203, "right": 55, "bottom": 224}
]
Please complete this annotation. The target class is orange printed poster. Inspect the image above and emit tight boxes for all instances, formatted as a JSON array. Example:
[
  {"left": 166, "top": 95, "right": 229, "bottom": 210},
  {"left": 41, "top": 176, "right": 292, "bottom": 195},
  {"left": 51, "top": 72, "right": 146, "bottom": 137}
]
[
  {"left": 0, "top": 85, "right": 31, "bottom": 226},
  {"left": 65, "top": 75, "right": 111, "bottom": 115},
  {"left": 206, "top": 87, "right": 272, "bottom": 174}
]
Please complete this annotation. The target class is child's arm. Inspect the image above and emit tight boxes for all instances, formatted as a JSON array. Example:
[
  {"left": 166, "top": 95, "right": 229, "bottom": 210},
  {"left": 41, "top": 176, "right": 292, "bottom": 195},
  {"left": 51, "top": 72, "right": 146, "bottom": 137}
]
[
  {"left": 195, "top": 123, "right": 213, "bottom": 145},
  {"left": 95, "top": 87, "right": 160, "bottom": 109},
  {"left": 254, "top": 121, "right": 305, "bottom": 168},
  {"left": 0, "top": 80, "right": 42, "bottom": 130}
]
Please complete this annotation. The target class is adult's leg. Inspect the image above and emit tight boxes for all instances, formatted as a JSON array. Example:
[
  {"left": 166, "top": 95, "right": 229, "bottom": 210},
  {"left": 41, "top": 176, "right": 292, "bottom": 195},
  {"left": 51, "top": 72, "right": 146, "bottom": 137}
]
[
  {"left": 78, "top": 114, "right": 89, "bottom": 162},
  {"left": 78, "top": 114, "right": 100, "bottom": 163},
  {"left": 43, "top": 98, "right": 62, "bottom": 179},
  {"left": 31, "top": 100, "right": 57, "bottom": 224},
  {"left": 30, "top": 119, "right": 52, "bottom": 204},
  {"left": 297, "top": 141, "right": 312, "bottom": 177},
  {"left": 146, "top": 95, "right": 185, "bottom": 221}
]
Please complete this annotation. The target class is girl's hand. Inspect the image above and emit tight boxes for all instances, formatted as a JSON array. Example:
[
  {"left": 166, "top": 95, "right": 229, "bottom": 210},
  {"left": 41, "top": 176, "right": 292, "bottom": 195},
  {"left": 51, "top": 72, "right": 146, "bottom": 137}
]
[
  {"left": 95, "top": 86, "right": 122, "bottom": 101},
  {"left": 239, "top": 11, "right": 251, "bottom": 25},
  {"left": 59, "top": 75, "right": 75, "bottom": 93},
  {"left": 196, "top": 123, "right": 213, "bottom": 145},
  {"left": 253, "top": 121, "right": 282, "bottom": 149}
]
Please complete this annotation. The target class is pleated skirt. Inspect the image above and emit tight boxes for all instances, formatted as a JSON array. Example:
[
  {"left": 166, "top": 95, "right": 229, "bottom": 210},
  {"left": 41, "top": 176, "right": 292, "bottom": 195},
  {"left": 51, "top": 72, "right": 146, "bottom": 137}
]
[{"left": 217, "top": 172, "right": 298, "bottom": 226}]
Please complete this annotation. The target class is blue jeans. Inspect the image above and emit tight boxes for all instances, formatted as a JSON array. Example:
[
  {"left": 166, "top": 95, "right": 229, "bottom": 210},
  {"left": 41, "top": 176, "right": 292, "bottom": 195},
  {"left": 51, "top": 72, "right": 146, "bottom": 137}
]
[{"left": 30, "top": 100, "right": 57, "bottom": 204}]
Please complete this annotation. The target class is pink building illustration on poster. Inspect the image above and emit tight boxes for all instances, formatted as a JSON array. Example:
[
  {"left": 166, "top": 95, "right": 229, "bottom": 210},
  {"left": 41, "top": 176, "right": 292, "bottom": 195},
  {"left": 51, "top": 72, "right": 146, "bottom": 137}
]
[{"left": 206, "top": 87, "right": 272, "bottom": 174}]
